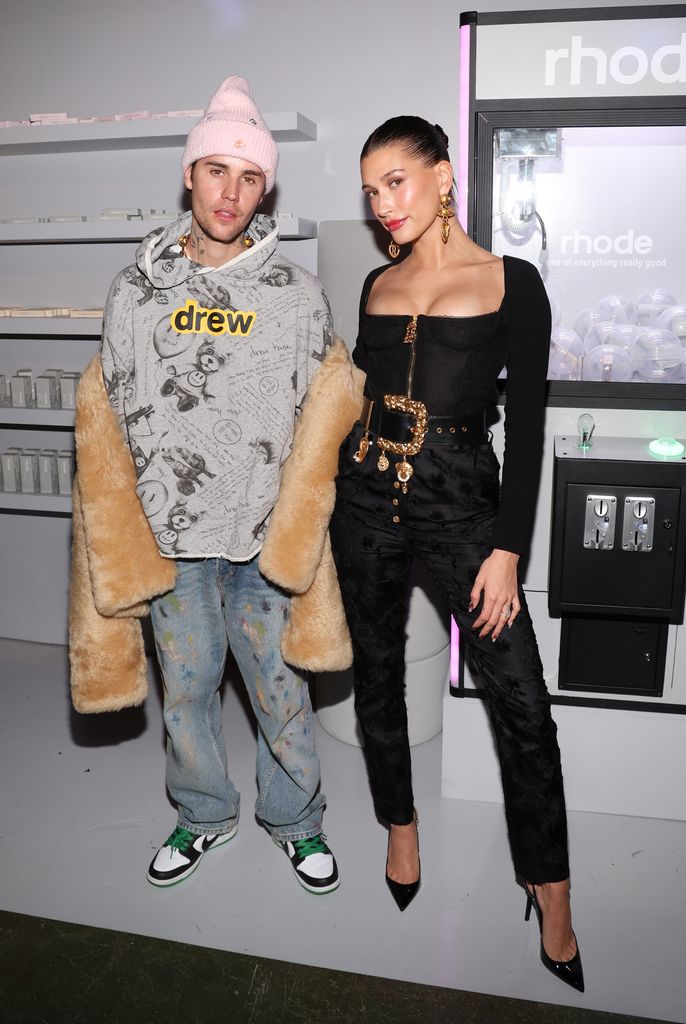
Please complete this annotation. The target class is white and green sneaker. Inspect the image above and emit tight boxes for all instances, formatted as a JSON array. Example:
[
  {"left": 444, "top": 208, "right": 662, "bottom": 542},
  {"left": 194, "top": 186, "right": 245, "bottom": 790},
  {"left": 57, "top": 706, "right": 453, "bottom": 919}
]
[
  {"left": 278, "top": 833, "right": 340, "bottom": 894},
  {"left": 147, "top": 824, "right": 237, "bottom": 887}
]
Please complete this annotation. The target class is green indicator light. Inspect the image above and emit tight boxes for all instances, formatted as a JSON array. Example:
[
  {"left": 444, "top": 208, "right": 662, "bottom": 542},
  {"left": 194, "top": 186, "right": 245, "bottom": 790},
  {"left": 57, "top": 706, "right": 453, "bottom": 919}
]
[{"left": 648, "top": 437, "right": 685, "bottom": 458}]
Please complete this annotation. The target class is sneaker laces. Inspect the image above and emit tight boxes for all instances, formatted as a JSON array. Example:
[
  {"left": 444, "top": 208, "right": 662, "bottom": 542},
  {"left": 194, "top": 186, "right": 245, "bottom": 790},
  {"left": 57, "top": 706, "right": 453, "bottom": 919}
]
[
  {"left": 291, "top": 834, "right": 329, "bottom": 858},
  {"left": 164, "top": 826, "right": 196, "bottom": 852}
]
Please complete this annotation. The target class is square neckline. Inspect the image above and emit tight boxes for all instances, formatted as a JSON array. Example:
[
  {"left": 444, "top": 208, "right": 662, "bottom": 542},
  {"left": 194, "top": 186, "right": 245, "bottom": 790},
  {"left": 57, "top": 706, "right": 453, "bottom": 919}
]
[{"left": 363, "top": 253, "right": 510, "bottom": 323}]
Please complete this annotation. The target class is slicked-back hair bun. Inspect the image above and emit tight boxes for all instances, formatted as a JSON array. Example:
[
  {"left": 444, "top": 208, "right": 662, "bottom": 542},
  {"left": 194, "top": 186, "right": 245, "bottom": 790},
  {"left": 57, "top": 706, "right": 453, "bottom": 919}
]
[
  {"left": 361, "top": 116, "right": 451, "bottom": 167},
  {"left": 433, "top": 123, "right": 449, "bottom": 149}
]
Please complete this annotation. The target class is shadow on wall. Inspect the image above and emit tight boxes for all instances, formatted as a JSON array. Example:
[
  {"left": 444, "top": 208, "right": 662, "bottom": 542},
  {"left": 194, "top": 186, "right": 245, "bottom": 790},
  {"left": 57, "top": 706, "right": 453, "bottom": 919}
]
[{"left": 318, "top": 219, "right": 408, "bottom": 350}]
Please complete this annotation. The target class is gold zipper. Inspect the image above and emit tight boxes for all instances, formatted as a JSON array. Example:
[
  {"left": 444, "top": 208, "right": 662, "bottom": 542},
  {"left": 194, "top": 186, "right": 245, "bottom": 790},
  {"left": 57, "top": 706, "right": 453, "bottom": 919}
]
[{"left": 404, "top": 315, "right": 418, "bottom": 399}]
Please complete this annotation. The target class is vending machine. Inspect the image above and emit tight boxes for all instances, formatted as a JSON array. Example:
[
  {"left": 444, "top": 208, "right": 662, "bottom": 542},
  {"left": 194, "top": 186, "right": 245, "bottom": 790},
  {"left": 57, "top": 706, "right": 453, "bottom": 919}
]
[{"left": 444, "top": 4, "right": 686, "bottom": 819}]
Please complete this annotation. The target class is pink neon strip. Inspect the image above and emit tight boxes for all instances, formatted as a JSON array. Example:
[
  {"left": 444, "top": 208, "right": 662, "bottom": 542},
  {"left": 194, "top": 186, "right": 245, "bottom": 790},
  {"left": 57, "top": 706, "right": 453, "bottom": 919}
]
[
  {"left": 450, "top": 615, "right": 460, "bottom": 685},
  {"left": 458, "top": 23, "right": 471, "bottom": 231}
]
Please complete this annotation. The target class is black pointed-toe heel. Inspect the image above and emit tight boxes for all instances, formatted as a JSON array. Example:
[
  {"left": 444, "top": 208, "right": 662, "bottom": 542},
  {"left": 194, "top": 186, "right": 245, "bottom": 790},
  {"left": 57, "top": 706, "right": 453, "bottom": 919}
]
[
  {"left": 385, "top": 816, "right": 421, "bottom": 912},
  {"left": 525, "top": 885, "right": 585, "bottom": 993},
  {"left": 386, "top": 873, "right": 420, "bottom": 912}
]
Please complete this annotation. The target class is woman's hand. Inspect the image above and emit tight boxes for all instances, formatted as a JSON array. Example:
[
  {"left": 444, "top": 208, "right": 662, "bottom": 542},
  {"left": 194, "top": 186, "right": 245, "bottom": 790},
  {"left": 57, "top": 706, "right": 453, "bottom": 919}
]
[{"left": 469, "top": 548, "right": 520, "bottom": 641}]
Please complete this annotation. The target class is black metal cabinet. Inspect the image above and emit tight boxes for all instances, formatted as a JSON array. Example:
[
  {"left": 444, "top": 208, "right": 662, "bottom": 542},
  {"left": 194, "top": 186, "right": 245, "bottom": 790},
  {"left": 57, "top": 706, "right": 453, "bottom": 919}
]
[
  {"left": 549, "top": 435, "right": 686, "bottom": 698},
  {"left": 549, "top": 436, "right": 686, "bottom": 622}
]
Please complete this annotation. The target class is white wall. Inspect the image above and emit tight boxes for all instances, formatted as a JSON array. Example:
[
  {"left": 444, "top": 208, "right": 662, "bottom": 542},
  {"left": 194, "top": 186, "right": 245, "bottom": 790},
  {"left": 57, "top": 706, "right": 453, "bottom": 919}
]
[
  {"left": 1, "top": 0, "right": 648, "bottom": 231},
  {"left": 0, "top": 0, "right": 664, "bottom": 646}
]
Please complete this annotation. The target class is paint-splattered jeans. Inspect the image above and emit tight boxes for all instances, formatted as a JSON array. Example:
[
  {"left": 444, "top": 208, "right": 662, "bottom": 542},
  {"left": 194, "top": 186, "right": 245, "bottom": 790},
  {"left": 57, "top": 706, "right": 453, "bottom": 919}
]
[{"left": 150, "top": 556, "right": 326, "bottom": 842}]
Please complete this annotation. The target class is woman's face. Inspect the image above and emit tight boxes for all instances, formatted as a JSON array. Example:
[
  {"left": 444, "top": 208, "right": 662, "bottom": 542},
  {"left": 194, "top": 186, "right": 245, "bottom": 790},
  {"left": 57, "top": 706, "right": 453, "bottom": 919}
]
[{"left": 360, "top": 144, "right": 452, "bottom": 248}]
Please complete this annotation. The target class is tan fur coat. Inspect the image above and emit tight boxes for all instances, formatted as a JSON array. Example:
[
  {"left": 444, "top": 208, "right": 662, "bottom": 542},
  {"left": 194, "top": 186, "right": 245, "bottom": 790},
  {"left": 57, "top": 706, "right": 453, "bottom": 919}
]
[{"left": 69, "top": 340, "right": 364, "bottom": 713}]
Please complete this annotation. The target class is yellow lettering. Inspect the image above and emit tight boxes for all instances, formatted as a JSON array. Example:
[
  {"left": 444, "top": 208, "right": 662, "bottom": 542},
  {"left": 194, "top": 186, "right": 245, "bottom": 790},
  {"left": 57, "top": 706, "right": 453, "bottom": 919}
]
[{"left": 171, "top": 301, "right": 257, "bottom": 336}]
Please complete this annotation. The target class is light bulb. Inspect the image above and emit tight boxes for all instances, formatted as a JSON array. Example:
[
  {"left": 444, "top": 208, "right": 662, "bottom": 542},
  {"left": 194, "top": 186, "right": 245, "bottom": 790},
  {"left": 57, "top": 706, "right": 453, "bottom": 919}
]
[{"left": 577, "top": 413, "right": 595, "bottom": 450}]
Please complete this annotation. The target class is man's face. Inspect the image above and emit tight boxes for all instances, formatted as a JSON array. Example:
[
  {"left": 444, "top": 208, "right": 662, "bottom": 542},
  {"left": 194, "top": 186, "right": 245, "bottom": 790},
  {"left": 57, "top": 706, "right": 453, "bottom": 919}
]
[{"left": 184, "top": 156, "right": 265, "bottom": 249}]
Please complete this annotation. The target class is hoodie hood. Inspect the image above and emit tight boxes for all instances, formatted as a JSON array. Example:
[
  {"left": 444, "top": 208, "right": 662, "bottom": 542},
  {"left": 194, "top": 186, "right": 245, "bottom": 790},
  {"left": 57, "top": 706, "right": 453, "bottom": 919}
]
[{"left": 135, "top": 211, "right": 279, "bottom": 290}]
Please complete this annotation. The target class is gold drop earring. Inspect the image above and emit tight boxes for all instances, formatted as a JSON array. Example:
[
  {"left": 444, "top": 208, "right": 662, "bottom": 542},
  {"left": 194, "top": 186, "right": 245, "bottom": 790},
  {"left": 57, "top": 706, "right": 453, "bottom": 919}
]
[
  {"left": 388, "top": 240, "right": 400, "bottom": 259},
  {"left": 437, "top": 194, "right": 454, "bottom": 244}
]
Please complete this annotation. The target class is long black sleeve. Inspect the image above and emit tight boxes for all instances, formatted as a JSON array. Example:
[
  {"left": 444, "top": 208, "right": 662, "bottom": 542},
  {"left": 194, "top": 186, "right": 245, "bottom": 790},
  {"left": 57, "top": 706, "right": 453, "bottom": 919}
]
[{"left": 491, "top": 258, "right": 551, "bottom": 556}]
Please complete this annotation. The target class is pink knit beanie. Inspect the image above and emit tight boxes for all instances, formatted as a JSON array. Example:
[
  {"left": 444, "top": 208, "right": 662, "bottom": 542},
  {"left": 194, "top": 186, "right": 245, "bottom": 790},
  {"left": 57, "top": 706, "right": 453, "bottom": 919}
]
[{"left": 182, "top": 76, "right": 278, "bottom": 193}]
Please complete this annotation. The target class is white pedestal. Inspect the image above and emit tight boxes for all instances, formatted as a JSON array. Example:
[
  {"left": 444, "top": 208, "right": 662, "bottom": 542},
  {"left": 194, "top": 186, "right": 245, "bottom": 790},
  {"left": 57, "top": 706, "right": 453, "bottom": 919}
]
[
  {"left": 442, "top": 691, "right": 686, "bottom": 821},
  {"left": 316, "top": 563, "right": 449, "bottom": 747}
]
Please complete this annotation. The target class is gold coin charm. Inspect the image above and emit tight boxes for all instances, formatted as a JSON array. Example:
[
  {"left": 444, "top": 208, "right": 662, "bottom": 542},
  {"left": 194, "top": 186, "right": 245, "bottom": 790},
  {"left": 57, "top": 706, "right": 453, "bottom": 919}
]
[
  {"left": 353, "top": 434, "right": 370, "bottom": 464},
  {"left": 377, "top": 451, "right": 390, "bottom": 472},
  {"left": 396, "top": 460, "right": 413, "bottom": 483}
]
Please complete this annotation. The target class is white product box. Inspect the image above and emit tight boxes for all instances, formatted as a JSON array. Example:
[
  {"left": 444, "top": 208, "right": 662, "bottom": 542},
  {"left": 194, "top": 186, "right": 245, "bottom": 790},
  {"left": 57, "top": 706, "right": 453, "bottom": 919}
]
[
  {"left": 44, "top": 369, "right": 63, "bottom": 403},
  {"left": 10, "top": 376, "right": 32, "bottom": 407},
  {"left": 101, "top": 207, "right": 143, "bottom": 218},
  {"left": 0, "top": 373, "right": 7, "bottom": 404},
  {"left": 35, "top": 376, "right": 58, "bottom": 409},
  {"left": 19, "top": 450, "right": 40, "bottom": 493},
  {"left": 114, "top": 112, "right": 150, "bottom": 121},
  {"left": 16, "top": 368, "right": 35, "bottom": 402},
  {"left": 59, "top": 373, "right": 80, "bottom": 409},
  {"left": 38, "top": 450, "right": 59, "bottom": 494},
  {"left": 56, "top": 450, "right": 74, "bottom": 495},
  {"left": 1, "top": 451, "right": 20, "bottom": 491}
]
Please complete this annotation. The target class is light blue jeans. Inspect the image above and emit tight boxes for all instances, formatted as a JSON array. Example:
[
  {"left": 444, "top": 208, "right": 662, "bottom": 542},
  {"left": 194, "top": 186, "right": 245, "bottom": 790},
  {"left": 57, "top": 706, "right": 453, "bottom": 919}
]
[{"left": 150, "top": 557, "right": 325, "bottom": 842}]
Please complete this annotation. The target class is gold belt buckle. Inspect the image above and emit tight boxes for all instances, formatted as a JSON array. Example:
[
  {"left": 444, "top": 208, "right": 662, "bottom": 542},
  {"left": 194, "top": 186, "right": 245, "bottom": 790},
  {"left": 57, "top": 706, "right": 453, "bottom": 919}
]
[
  {"left": 376, "top": 394, "right": 428, "bottom": 484},
  {"left": 377, "top": 394, "right": 429, "bottom": 455}
]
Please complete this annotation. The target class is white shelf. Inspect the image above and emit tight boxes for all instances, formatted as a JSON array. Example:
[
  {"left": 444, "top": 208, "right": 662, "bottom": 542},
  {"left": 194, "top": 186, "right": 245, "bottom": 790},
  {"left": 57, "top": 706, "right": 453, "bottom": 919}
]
[
  {"left": 0, "top": 317, "right": 102, "bottom": 336},
  {"left": 0, "top": 407, "right": 74, "bottom": 427},
  {"left": 0, "top": 112, "right": 317, "bottom": 156},
  {"left": 0, "top": 491, "right": 71, "bottom": 514},
  {"left": 0, "top": 220, "right": 173, "bottom": 243},
  {"left": 277, "top": 216, "right": 317, "bottom": 240},
  {"left": 0, "top": 215, "right": 318, "bottom": 244}
]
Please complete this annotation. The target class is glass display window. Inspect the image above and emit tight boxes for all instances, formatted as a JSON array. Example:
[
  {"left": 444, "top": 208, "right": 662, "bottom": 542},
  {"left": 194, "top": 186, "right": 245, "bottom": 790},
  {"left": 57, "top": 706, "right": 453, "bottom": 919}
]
[{"left": 490, "top": 124, "right": 686, "bottom": 387}]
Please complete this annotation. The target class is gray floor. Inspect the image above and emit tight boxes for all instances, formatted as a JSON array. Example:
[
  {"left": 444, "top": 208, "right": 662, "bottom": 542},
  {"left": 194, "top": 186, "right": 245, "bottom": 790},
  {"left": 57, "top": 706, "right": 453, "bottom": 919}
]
[{"left": 1, "top": 637, "right": 685, "bottom": 1024}]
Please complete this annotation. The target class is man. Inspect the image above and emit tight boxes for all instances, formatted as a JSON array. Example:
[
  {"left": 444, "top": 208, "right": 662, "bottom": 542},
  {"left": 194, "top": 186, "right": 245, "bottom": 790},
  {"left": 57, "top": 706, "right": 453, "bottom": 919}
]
[{"left": 101, "top": 76, "right": 338, "bottom": 893}]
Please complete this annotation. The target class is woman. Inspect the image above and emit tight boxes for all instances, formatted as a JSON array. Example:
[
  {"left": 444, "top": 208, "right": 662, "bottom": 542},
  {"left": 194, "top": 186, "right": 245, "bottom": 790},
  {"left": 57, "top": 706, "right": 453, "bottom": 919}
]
[{"left": 329, "top": 116, "right": 583, "bottom": 993}]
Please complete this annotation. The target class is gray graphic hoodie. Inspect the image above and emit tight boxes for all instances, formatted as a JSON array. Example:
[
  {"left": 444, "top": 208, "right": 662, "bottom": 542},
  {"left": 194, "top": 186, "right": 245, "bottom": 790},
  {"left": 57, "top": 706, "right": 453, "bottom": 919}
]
[{"left": 101, "top": 212, "right": 332, "bottom": 560}]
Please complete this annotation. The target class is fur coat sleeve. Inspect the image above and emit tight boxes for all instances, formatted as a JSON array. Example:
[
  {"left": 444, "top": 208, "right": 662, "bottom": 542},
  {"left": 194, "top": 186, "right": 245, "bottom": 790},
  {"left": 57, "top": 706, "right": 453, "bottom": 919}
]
[
  {"left": 69, "top": 339, "right": 363, "bottom": 712},
  {"left": 68, "top": 356, "right": 176, "bottom": 713},
  {"left": 259, "top": 338, "right": 365, "bottom": 671}
]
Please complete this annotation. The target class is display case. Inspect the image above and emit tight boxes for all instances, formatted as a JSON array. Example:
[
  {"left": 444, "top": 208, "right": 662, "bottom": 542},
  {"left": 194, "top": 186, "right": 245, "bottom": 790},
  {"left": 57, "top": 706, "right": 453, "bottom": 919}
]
[
  {"left": 459, "top": 3, "right": 686, "bottom": 408},
  {"left": 448, "top": 3, "right": 686, "bottom": 716}
]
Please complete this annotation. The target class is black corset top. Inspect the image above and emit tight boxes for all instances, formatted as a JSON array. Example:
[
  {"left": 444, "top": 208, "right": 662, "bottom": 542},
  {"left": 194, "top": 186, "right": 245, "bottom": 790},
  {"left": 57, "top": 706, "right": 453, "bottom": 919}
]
[{"left": 355, "top": 306, "right": 507, "bottom": 418}]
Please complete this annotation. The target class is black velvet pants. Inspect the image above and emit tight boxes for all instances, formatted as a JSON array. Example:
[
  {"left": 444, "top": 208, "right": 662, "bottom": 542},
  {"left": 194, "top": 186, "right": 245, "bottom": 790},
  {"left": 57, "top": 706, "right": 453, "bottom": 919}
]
[{"left": 329, "top": 422, "right": 570, "bottom": 884}]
